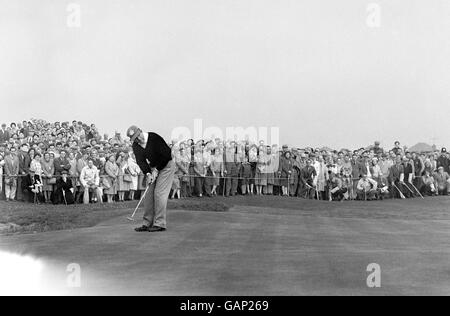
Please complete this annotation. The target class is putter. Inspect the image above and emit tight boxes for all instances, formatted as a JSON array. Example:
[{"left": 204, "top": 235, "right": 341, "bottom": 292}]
[{"left": 127, "top": 185, "right": 150, "bottom": 221}]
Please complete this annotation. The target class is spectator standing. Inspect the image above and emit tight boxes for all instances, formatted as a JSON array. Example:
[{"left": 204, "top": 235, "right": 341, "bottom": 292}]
[
  {"left": 4, "top": 148, "right": 20, "bottom": 201},
  {"left": 127, "top": 152, "right": 140, "bottom": 201},
  {"left": 104, "top": 154, "right": 119, "bottom": 203},
  {"left": 41, "top": 152, "right": 55, "bottom": 203}
]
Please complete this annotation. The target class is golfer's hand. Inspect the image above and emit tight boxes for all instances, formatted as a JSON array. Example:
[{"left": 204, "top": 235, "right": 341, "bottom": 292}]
[{"left": 146, "top": 174, "right": 154, "bottom": 185}]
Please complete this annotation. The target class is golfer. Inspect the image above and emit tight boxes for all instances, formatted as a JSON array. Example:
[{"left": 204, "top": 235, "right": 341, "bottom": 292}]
[{"left": 127, "top": 126, "right": 175, "bottom": 232}]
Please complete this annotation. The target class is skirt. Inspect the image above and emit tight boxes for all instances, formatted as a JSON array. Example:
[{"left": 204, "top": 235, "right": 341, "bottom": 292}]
[
  {"left": 255, "top": 169, "right": 267, "bottom": 186},
  {"left": 42, "top": 178, "right": 54, "bottom": 192},
  {"left": 103, "top": 176, "right": 117, "bottom": 195},
  {"left": 171, "top": 177, "right": 181, "bottom": 190},
  {"left": 117, "top": 175, "right": 131, "bottom": 192}
]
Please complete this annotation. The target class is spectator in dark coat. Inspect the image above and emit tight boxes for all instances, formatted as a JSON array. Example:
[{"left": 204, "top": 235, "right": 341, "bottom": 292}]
[
  {"left": 54, "top": 171, "right": 75, "bottom": 204},
  {"left": 54, "top": 150, "right": 71, "bottom": 176},
  {"left": 436, "top": 148, "right": 450, "bottom": 173}
]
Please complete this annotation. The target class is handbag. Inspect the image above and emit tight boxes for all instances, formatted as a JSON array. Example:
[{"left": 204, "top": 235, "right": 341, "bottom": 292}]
[
  {"left": 102, "top": 177, "right": 111, "bottom": 190},
  {"left": 123, "top": 167, "right": 132, "bottom": 182},
  {"left": 47, "top": 177, "right": 57, "bottom": 185}
]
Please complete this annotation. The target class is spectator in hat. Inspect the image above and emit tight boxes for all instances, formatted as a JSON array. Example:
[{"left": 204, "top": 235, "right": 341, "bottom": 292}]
[
  {"left": 437, "top": 148, "right": 449, "bottom": 173},
  {"left": 299, "top": 159, "right": 317, "bottom": 199},
  {"left": 356, "top": 174, "right": 378, "bottom": 200},
  {"left": 54, "top": 171, "right": 75, "bottom": 205},
  {"left": 104, "top": 153, "right": 119, "bottom": 203},
  {"left": 279, "top": 151, "right": 292, "bottom": 196}
]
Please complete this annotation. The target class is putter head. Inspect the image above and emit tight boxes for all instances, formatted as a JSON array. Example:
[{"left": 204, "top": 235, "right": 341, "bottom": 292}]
[{"left": 127, "top": 217, "right": 135, "bottom": 221}]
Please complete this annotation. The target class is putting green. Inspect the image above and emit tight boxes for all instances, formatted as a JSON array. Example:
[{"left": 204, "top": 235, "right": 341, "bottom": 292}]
[{"left": 0, "top": 196, "right": 449, "bottom": 295}]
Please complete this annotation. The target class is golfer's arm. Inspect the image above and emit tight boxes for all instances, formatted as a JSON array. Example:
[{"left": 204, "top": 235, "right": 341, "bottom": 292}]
[{"left": 134, "top": 151, "right": 151, "bottom": 175}]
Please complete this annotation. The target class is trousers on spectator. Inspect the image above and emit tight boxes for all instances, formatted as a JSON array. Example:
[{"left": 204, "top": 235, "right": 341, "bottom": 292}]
[
  {"left": 225, "top": 177, "right": 238, "bottom": 196},
  {"left": 16, "top": 177, "right": 23, "bottom": 201},
  {"left": 180, "top": 181, "right": 189, "bottom": 197},
  {"left": 194, "top": 176, "right": 205, "bottom": 196},
  {"left": 356, "top": 189, "right": 377, "bottom": 200},
  {"left": 143, "top": 160, "right": 175, "bottom": 229},
  {"left": 330, "top": 187, "right": 348, "bottom": 201},
  {"left": 83, "top": 185, "right": 103, "bottom": 204},
  {"left": 5, "top": 180, "right": 17, "bottom": 200}
]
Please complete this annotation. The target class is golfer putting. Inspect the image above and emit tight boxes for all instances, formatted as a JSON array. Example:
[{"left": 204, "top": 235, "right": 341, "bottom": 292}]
[{"left": 127, "top": 125, "right": 175, "bottom": 233}]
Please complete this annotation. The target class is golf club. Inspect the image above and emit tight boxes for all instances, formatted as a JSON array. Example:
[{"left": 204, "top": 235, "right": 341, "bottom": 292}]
[{"left": 127, "top": 185, "right": 150, "bottom": 221}]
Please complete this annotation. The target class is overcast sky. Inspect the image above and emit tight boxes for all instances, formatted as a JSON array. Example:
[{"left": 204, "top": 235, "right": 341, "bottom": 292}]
[{"left": 1, "top": 0, "right": 449, "bottom": 149}]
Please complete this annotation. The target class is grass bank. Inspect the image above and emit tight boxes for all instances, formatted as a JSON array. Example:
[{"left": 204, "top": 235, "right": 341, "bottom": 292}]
[{"left": 0, "top": 199, "right": 230, "bottom": 235}]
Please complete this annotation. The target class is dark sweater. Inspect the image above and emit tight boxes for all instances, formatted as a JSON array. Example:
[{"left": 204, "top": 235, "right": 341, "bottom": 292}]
[{"left": 132, "top": 132, "right": 172, "bottom": 173}]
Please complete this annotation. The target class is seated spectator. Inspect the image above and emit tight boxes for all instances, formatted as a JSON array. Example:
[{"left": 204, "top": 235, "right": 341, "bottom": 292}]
[
  {"left": 327, "top": 171, "right": 348, "bottom": 201},
  {"left": 23, "top": 170, "right": 44, "bottom": 204},
  {"left": 54, "top": 171, "right": 75, "bottom": 205},
  {"left": 433, "top": 167, "right": 450, "bottom": 196},
  {"left": 421, "top": 170, "right": 437, "bottom": 196},
  {"left": 356, "top": 174, "right": 378, "bottom": 200},
  {"left": 79, "top": 159, "right": 103, "bottom": 204}
]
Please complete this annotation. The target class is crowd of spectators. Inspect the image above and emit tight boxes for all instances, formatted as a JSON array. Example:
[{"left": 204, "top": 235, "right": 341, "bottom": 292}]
[{"left": 1, "top": 119, "right": 450, "bottom": 205}]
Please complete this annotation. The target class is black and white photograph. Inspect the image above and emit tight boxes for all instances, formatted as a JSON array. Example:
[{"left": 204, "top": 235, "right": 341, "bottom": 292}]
[{"left": 0, "top": 0, "right": 449, "bottom": 301}]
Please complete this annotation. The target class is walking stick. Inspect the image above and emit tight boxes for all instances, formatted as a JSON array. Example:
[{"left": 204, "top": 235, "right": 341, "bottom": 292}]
[
  {"left": 411, "top": 183, "right": 424, "bottom": 199},
  {"left": 222, "top": 176, "right": 226, "bottom": 196},
  {"left": 62, "top": 190, "right": 68, "bottom": 206},
  {"left": 287, "top": 175, "right": 290, "bottom": 196},
  {"left": 393, "top": 183, "right": 406, "bottom": 199},
  {"left": 403, "top": 182, "right": 416, "bottom": 197}
]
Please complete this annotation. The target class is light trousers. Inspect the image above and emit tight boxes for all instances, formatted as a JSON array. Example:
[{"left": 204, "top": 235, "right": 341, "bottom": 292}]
[{"left": 143, "top": 160, "right": 176, "bottom": 228}]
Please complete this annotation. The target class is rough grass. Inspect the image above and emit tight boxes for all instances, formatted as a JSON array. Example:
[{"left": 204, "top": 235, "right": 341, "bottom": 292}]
[{"left": 0, "top": 199, "right": 230, "bottom": 235}]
